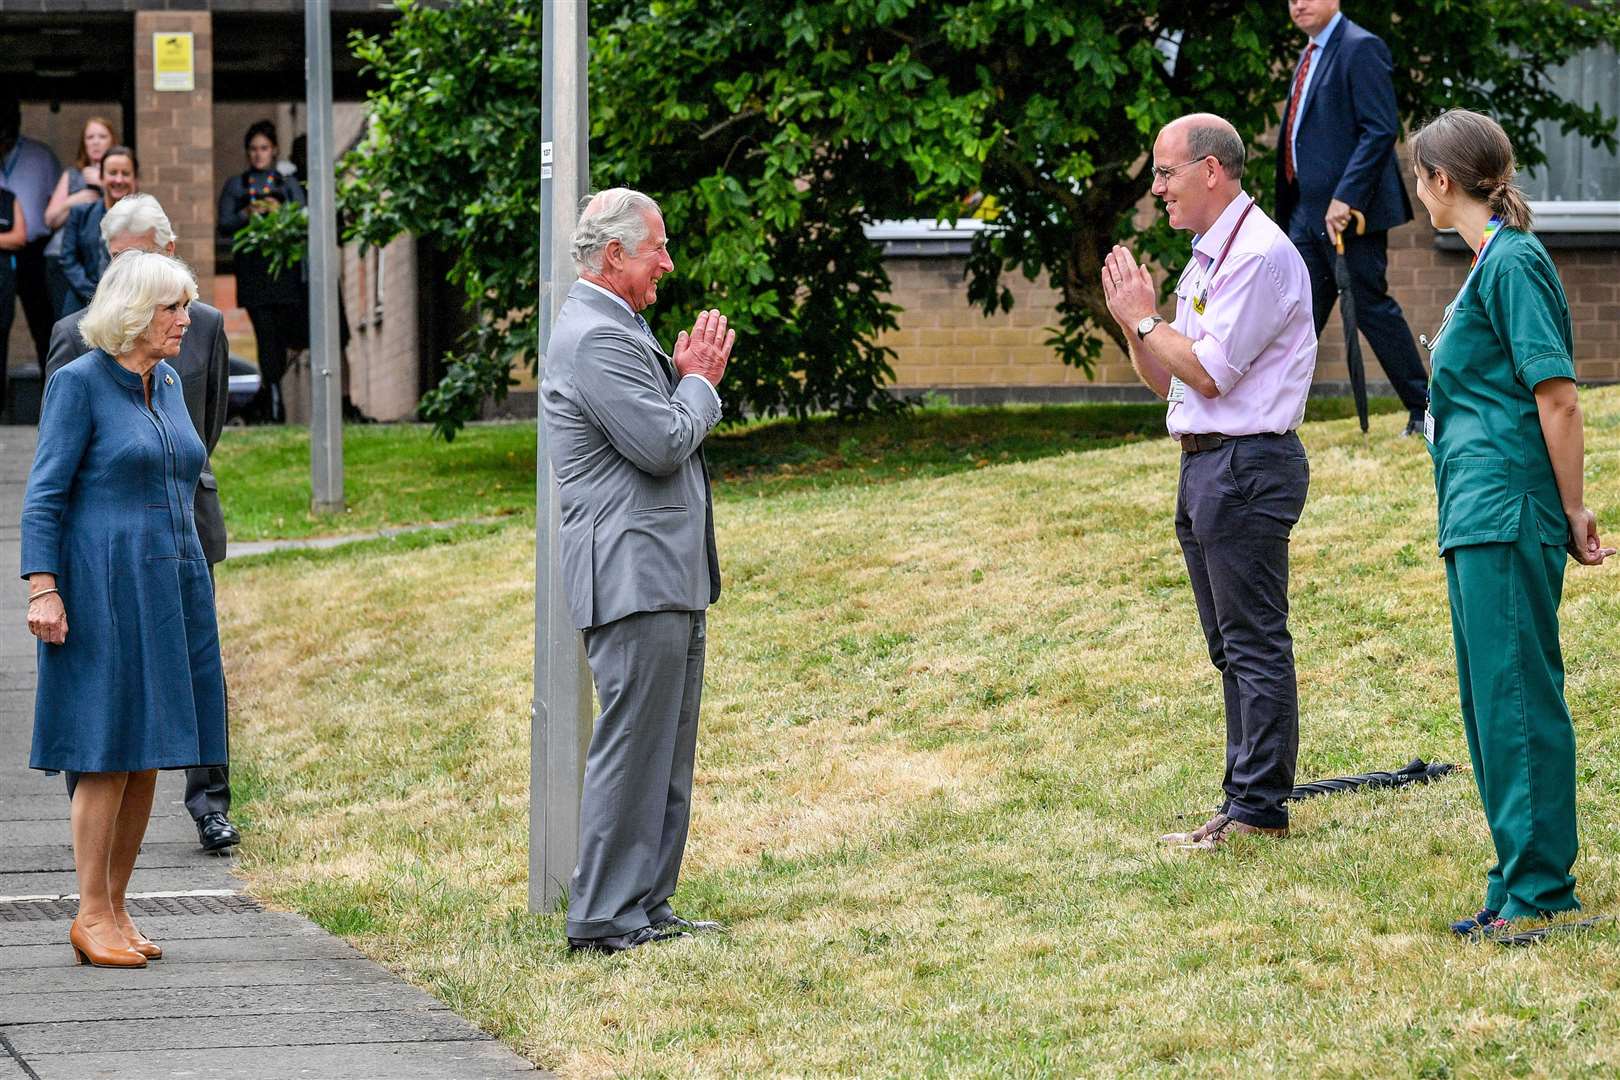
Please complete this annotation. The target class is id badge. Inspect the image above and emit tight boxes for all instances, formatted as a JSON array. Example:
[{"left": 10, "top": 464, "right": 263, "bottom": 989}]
[
  {"left": 1424, "top": 408, "right": 1435, "bottom": 445},
  {"left": 1167, "top": 376, "right": 1187, "bottom": 403}
]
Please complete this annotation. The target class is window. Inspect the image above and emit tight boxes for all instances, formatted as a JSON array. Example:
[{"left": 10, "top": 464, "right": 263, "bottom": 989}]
[{"left": 1522, "top": 43, "right": 1620, "bottom": 231}]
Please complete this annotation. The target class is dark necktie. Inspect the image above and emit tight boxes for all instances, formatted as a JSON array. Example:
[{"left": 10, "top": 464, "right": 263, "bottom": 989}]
[{"left": 1283, "top": 44, "right": 1317, "bottom": 184}]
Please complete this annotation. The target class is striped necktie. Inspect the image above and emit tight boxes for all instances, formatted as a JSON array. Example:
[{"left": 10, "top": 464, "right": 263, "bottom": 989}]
[{"left": 1283, "top": 44, "right": 1317, "bottom": 183}]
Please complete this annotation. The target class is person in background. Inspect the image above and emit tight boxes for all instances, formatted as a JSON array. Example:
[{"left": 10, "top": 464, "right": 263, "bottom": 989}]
[
  {"left": 0, "top": 91, "right": 63, "bottom": 414},
  {"left": 1409, "top": 108, "right": 1613, "bottom": 938},
  {"left": 1277, "top": 0, "right": 1430, "bottom": 436},
  {"left": 43, "top": 116, "right": 117, "bottom": 318},
  {"left": 218, "top": 120, "right": 306, "bottom": 423},
  {"left": 45, "top": 193, "right": 239, "bottom": 855},
  {"left": 22, "top": 251, "right": 228, "bottom": 968},
  {"left": 56, "top": 145, "right": 138, "bottom": 317},
  {"left": 0, "top": 182, "right": 29, "bottom": 398}
]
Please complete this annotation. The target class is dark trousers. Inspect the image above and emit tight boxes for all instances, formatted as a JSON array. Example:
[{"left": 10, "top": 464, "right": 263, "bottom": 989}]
[
  {"left": 0, "top": 258, "right": 13, "bottom": 414},
  {"left": 567, "top": 609, "right": 706, "bottom": 940},
  {"left": 14, "top": 239, "right": 55, "bottom": 364},
  {"left": 1288, "top": 208, "right": 1429, "bottom": 417},
  {"left": 1175, "top": 433, "right": 1310, "bottom": 829},
  {"left": 245, "top": 303, "right": 297, "bottom": 422}
]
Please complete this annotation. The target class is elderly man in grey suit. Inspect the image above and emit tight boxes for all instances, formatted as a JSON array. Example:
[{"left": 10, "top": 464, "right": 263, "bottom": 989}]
[
  {"left": 45, "top": 193, "right": 239, "bottom": 855},
  {"left": 542, "top": 187, "right": 735, "bottom": 954}
]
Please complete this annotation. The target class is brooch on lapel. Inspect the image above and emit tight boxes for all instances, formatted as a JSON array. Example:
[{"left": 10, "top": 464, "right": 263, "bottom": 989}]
[{"left": 164, "top": 374, "right": 174, "bottom": 386}]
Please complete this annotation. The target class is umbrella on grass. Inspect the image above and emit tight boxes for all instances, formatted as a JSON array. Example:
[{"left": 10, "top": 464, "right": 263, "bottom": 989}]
[
  {"left": 1288, "top": 756, "right": 1456, "bottom": 801},
  {"left": 1333, "top": 209, "right": 1370, "bottom": 433}
]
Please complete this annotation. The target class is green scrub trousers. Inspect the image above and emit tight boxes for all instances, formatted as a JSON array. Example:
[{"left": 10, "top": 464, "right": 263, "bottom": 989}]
[{"left": 1444, "top": 500, "right": 1579, "bottom": 919}]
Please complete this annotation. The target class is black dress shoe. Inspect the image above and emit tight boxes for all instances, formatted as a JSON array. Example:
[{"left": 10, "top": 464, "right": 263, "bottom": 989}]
[
  {"left": 196, "top": 812, "right": 241, "bottom": 852},
  {"left": 568, "top": 925, "right": 690, "bottom": 954},
  {"left": 652, "top": 914, "right": 726, "bottom": 935}
]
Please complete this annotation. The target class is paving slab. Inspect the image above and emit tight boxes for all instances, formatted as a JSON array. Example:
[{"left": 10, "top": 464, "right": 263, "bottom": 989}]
[
  {"left": 23, "top": 1039, "right": 538, "bottom": 1080},
  {"left": 0, "top": 980, "right": 446, "bottom": 1024},
  {"left": 0, "top": 426, "right": 544, "bottom": 1076}
]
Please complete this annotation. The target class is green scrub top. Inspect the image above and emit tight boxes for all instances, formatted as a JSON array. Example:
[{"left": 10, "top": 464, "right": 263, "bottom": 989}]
[{"left": 1426, "top": 228, "right": 1576, "bottom": 555}]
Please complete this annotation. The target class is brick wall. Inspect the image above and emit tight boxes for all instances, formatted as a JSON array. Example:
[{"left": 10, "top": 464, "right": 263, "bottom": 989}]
[
  {"left": 135, "top": 10, "right": 215, "bottom": 306},
  {"left": 886, "top": 149, "right": 1619, "bottom": 396}
]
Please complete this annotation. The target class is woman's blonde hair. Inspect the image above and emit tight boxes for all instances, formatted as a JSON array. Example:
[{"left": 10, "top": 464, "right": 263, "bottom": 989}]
[
  {"left": 79, "top": 251, "right": 198, "bottom": 356},
  {"left": 1409, "top": 109, "right": 1533, "bottom": 230}
]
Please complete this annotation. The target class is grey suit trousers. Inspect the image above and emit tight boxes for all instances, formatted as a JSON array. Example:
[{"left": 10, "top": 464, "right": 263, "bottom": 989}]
[{"left": 566, "top": 609, "right": 707, "bottom": 939}]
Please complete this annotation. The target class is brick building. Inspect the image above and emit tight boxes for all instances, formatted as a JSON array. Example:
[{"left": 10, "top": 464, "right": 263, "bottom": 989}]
[{"left": 1, "top": 0, "right": 453, "bottom": 423}]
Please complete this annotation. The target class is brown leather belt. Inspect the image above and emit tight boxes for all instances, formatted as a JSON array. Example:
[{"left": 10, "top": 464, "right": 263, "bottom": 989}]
[{"left": 1178, "top": 433, "right": 1235, "bottom": 453}]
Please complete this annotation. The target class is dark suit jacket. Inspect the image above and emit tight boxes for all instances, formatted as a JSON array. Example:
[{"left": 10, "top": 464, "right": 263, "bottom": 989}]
[
  {"left": 1275, "top": 17, "right": 1413, "bottom": 234},
  {"left": 45, "top": 301, "right": 230, "bottom": 564},
  {"left": 56, "top": 200, "right": 109, "bottom": 312}
]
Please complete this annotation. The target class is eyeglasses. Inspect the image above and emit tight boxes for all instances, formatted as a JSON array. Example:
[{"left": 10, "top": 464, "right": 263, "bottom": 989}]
[{"left": 1150, "top": 156, "right": 1211, "bottom": 182}]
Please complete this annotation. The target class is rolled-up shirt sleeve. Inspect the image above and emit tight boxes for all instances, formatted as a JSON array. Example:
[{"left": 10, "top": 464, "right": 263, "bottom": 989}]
[{"left": 1189, "top": 252, "right": 1294, "bottom": 395}]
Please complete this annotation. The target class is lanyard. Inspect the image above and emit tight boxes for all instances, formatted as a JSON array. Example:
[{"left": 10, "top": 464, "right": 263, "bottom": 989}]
[
  {"left": 1421, "top": 214, "right": 1504, "bottom": 352},
  {"left": 1192, "top": 198, "right": 1257, "bottom": 314}
]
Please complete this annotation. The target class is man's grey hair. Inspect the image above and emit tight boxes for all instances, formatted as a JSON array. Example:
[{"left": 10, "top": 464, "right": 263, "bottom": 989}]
[
  {"left": 1184, "top": 121, "right": 1246, "bottom": 180},
  {"left": 571, "top": 188, "right": 660, "bottom": 274},
  {"left": 79, "top": 250, "right": 198, "bottom": 356},
  {"left": 100, "top": 192, "right": 176, "bottom": 248}
]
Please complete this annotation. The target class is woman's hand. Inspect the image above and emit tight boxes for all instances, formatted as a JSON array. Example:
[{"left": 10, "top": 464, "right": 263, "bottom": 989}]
[
  {"left": 26, "top": 591, "right": 67, "bottom": 645},
  {"left": 1566, "top": 507, "right": 1617, "bottom": 566},
  {"left": 83, "top": 163, "right": 101, "bottom": 187}
]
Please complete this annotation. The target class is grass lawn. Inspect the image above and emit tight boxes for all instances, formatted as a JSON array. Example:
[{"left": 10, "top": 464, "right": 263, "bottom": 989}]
[
  {"left": 215, "top": 392, "right": 1620, "bottom": 1077},
  {"left": 210, "top": 395, "right": 1403, "bottom": 539}
]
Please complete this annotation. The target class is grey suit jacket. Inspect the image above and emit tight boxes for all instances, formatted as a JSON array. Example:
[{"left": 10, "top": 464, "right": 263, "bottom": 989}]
[
  {"left": 540, "top": 282, "right": 722, "bottom": 630},
  {"left": 46, "top": 301, "right": 231, "bottom": 565}
]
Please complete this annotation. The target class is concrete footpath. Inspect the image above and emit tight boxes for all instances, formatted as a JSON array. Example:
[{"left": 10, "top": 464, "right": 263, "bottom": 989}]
[{"left": 0, "top": 425, "right": 540, "bottom": 1079}]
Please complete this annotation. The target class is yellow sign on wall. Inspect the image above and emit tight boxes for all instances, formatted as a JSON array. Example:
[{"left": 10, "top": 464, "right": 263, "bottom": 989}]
[{"left": 153, "top": 33, "right": 195, "bottom": 93}]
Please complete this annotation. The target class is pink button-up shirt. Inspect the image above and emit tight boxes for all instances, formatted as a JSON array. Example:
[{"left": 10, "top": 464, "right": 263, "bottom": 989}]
[{"left": 1165, "top": 193, "right": 1317, "bottom": 437}]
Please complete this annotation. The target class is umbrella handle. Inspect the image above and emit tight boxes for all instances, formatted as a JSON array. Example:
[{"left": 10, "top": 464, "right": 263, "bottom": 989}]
[{"left": 1332, "top": 209, "right": 1368, "bottom": 254}]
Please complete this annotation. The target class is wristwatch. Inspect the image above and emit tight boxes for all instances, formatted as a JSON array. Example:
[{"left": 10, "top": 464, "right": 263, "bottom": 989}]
[{"left": 1136, "top": 315, "right": 1165, "bottom": 340}]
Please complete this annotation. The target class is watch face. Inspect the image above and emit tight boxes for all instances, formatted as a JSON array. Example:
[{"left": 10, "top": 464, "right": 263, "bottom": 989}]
[{"left": 1138, "top": 316, "right": 1159, "bottom": 335}]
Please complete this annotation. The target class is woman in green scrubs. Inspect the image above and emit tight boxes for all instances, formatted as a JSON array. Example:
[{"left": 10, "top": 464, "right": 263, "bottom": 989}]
[{"left": 1409, "top": 109, "right": 1614, "bottom": 937}]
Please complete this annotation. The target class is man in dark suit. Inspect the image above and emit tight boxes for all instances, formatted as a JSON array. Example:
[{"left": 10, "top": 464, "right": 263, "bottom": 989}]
[
  {"left": 1277, "top": 0, "right": 1429, "bottom": 435},
  {"left": 541, "top": 188, "right": 735, "bottom": 954},
  {"left": 45, "top": 193, "right": 239, "bottom": 854}
]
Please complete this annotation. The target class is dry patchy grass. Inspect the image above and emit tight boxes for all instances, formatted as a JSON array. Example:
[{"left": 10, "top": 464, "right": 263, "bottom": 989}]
[{"left": 217, "top": 392, "right": 1620, "bottom": 1078}]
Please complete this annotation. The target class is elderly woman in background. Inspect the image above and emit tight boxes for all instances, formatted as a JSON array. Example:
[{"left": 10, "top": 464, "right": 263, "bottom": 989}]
[
  {"left": 56, "top": 144, "right": 139, "bottom": 316},
  {"left": 1410, "top": 108, "right": 1613, "bottom": 938},
  {"left": 21, "top": 250, "right": 227, "bottom": 969}
]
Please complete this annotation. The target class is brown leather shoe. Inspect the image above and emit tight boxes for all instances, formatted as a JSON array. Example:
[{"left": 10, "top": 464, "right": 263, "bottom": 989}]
[
  {"left": 113, "top": 910, "right": 162, "bottom": 959},
  {"left": 70, "top": 916, "right": 147, "bottom": 969},
  {"left": 1160, "top": 813, "right": 1227, "bottom": 844},
  {"left": 1174, "top": 813, "right": 1287, "bottom": 850}
]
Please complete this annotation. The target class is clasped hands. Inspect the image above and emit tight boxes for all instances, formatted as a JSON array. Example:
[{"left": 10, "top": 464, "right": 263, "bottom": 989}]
[
  {"left": 673, "top": 309, "right": 736, "bottom": 387},
  {"left": 1099, "top": 246, "right": 1158, "bottom": 331}
]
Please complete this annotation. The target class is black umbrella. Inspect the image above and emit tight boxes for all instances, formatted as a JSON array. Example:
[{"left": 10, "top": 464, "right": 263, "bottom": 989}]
[
  {"left": 1288, "top": 756, "right": 1457, "bottom": 802},
  {"left": 1333, "top": 209, "right": 1370, "bottom": 433}
]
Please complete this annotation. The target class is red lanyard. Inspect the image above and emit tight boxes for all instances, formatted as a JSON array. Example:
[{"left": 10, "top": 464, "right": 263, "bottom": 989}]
[{"left": 1194, "top": 198, "right": 1256, "bottom": 311}]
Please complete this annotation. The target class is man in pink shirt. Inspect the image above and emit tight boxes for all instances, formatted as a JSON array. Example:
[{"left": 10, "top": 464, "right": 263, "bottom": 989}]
[{"left": 1101, "top": 113, "right": 1317, "bottom": 849}]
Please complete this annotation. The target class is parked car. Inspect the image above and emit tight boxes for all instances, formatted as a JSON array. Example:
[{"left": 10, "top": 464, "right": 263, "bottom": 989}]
[{"left": 227, "top": 356, "right": 262, "bottom": 425}]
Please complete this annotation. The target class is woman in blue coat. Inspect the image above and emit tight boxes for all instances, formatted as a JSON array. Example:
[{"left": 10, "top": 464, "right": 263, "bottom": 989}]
[
  {"left": 55, "top": 144, "right": 138, "bottom": 316},
  {"left": 21, "top": 250, "right": 227, "bottom": 969}
]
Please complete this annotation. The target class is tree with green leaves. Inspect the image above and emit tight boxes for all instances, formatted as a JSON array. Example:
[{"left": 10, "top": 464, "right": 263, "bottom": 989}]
[{"left": 336, "top": 0, "right": 1618, "bottom": 437}]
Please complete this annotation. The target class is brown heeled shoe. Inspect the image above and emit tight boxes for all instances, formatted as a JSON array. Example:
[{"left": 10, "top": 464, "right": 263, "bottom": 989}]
[
  {"left": 69, "top": 917, "right": 147, "bottom": 969},
  {"left": 126, "top": 930, "right": 162, "bottom": 960}
]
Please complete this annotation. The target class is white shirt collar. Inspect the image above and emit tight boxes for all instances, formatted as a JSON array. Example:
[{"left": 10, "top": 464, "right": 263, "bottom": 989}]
[{"left": 576, "top": 277, "right": 636, "bottom": 318}]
